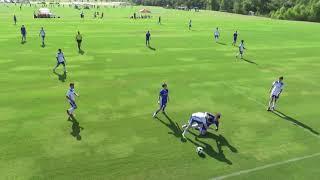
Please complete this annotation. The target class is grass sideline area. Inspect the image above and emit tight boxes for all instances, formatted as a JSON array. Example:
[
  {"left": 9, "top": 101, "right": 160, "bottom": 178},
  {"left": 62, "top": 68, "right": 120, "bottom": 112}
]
[{"left": 0, "top": 4, "right": 320, "bottom": 180}]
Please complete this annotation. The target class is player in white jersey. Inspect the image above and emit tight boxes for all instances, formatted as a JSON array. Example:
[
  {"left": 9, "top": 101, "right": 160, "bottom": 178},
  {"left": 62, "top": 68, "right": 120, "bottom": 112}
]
[
  {"left": 267, "top": 76, "right": 284, "bottom": 111},
  {"left": 182, "top": 112, "right": 221, "bottom": 138},
  {"left": 53, "top": 49, "right": 67, "bottom": 73},
  {"left": 236, "top": 40, "right": 246, "bottom": 59},
  {"left": 39, "top": 27, "right": 46, "bottom": 47},
  {"left": 214, "top": 27, "right": 220, "bottom": 42},
  {"left": 66, "top": 83, "right": 79, "bottom": 117}
]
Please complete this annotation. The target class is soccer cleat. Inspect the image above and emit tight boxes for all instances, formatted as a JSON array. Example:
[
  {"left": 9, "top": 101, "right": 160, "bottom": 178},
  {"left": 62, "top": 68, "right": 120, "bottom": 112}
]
[
  {"left": 182, "top": 124, "right": 187, "bottom": 129},
  {"left": 267, "top": 108, "right": 271, "bottom": 111},
  {"left": 152, "top": 112, "right": 157, "bottom": 118}
]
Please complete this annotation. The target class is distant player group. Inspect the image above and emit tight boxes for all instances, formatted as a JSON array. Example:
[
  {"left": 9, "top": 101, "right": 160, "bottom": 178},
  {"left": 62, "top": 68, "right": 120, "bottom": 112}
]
[{"left": 14, "top": 11, "right": 284, "bottom": 140}]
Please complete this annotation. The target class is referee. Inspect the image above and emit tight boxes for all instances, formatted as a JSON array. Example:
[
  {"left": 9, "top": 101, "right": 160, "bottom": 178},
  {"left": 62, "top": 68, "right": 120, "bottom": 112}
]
[{"left": 75, "top": 31, "right": 83, "bottom": 52}]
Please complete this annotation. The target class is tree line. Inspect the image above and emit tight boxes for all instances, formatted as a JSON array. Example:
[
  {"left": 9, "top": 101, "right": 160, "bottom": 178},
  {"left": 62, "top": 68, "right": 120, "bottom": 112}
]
[{"left": 130, "top": 0, "right": 320, "bottom": 22}]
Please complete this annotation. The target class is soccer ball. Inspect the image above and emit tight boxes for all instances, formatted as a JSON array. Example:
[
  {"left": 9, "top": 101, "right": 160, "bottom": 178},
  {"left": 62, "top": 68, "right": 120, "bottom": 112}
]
[{"left": 196, "top": 147, "right": 204, "bottom": 154}]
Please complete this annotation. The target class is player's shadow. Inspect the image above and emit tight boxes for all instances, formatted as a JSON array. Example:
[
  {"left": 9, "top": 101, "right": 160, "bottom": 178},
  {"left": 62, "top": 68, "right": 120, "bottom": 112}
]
[
  {"left": 272, "top": 110, "right": 319, "bottom": 135},
  {"left": 216, "top": 42, "right": 226, "bottom": 45},
  {"left": 79, "top": 49, "right": 85, "bottom": 55},
  {"left": 148, "top": 46, "right": 156, "bottom": 51},
  {"left": 68, "top": 116, "right": 84, "bottom": 141},
  {"left": 243, "top": 58, "right": 258, "bottom": 65},
  {"left": 53, "top": 71, "right": 67, "bottom": 82},
  {"left": 187, "top": 131, "right": 237, "bottom": 164},
  {"left": 155, "top": 114, "right": 184, "bottom": 141}
]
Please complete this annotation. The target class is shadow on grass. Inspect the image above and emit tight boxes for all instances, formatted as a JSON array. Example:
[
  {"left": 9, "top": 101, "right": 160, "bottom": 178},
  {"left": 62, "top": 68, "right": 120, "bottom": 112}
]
[
  {"left": 148, "top": 46, "right": 156, "bottom": 51},
  {"left": 216, "top": 41, "right": 226, "bottom": 45},
  {"left": 155, "top": 113, "right": 185, "bottom": 142},
  {"left": 187, "top": 131, "right": 237, "bottom": 164},
  {"left": 243, "top": 58, "right": 258, "bottom": 65},
  {"left": 53, "top": 71, "right": 67, "bottom": 82},
  {"left": 272, "top": 110, "right": 319, "bottom": 135},
  {"left": 68, "top": 116, "right": 84, "bottom": 141},
  {"left": 79, "top": 49, "right": 85, "bottom": 55}
]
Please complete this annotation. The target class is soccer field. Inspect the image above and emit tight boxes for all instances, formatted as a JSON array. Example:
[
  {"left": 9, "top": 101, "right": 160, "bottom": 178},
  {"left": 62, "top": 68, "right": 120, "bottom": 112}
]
[{"left": 0, "top": 4, "right": 320, "bottom": 180}]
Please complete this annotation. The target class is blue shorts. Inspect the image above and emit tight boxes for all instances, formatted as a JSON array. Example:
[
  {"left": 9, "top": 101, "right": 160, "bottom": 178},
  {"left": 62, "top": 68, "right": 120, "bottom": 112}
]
[
  {"left": 69, "top": 101, "right": 77, "bottom": 109},
  {"left": 160, "top": 101, "right": 167, "bottom": 108}
]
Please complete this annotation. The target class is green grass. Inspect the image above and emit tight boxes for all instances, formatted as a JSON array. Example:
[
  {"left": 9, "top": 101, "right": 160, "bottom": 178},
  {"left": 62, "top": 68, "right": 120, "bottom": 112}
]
[{"left": 0, "top": 4, "right": 320, "bottom": 180}]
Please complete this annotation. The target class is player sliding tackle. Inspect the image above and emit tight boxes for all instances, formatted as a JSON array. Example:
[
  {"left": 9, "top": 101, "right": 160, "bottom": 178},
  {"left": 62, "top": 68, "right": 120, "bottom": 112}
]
[{"left": 182, "top": 112, "right": 221, "bottom": 139}]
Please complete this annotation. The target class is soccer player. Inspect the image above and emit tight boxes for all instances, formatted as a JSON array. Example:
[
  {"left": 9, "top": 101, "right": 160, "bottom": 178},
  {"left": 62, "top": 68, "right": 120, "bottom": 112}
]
[
  {"left": 158, "top": 16, "right": 161, "bottom": 24},
  {"left": 39, "top": 27, "right": 46, "bottom": 47},
  {"left": 20, "top": 25, "right": 27, "bottom": 43},
  {"left": 80, "top": 11, "right": 84, "bottom": 19},
  {"left": 75, "top": 31, "right": 83, "bottom": 52},
  {"left": 146, "top": 31, "right": 151, "bottom": 46},
  {"left": 53, "top": 49, "right": 67, "bottom": 73},
  {"left": 66, "top": 83, "right": 79, "bottom": 117},
  {"left": 153, "top": 83, "right": 169, "bottom": 118},
  {"left": 189, "top": 19, "right": 192, "bottom": 30},
  {"left": 13, "top": 14, "right": 17, "bottom": 25},
  {"left": 236, "top": 40, "right": 246, "bottom": 59},
  {"left": 214, "top": 27, "right": 220, "bottom": 42},
  {"left": 232, "top": 31, "right": 238, "bottom": 46},
  {"left": 182, "top": 112, "right": 221, "bottom": 138},
  {"left": 267, "top": 77, "right": 284, "bottom": 111}
]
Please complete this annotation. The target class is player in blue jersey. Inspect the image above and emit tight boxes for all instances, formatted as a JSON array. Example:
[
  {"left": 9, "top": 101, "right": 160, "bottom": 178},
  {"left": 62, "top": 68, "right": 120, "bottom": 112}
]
[
  {"left": 20, "top": 25, "right": 27, "bottom": 43},
  {"left": 146, "top": 31, "right": 151, "bottom": 46},
  {"left": 232, "top": 31, "right": 238, "bottom": 46},
  {"left": 153, "top": 83, "right": 169, "bottom": 118},
  {"left": 182, "top": 112, "right": 221, "bottom": 138}
]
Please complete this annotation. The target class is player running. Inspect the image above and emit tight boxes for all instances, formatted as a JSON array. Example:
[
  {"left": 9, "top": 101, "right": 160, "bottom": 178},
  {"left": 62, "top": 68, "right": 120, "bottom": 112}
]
[
  {"left": 146, "top": 31, "right": 151, "bottom": 46},
  {"left": 232, "top": 31, "right": 238, "bottom": 46},
  {"left": 236, "top": 40, "right": 246, "bottom": 59},
  {"left": 189, "top": 19, "right": 192, "bottom": 30},
  {"left": 75, "top": 31, "right": 83, "bottom": 52},
  {"left": 153, "top": 83, "right": 169, "bottom": 118},
  {"left": 214, "top": 27, "right": 220, "bottom": 42},
  {"left": 39, "top": 27, "right": 46, "bottom": 47},
  {"left": 267, "top": 77, "right": 284, "bottom": 111},
  {"left": 20, "top": 25, "right": 27, "bottom": 43},
  {"left": 53, "top": 49, "right": 67, "bottom": 73},
  {"left": 182, "top": 112, "right": 221, "bottom": 138},
  {"left": 66, "top": 83, "right": 79, "bottom": 117}
]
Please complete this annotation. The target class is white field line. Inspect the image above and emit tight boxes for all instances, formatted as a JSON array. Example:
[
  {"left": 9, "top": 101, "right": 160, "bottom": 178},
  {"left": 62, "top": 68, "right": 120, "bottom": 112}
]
[
  {"left": 211, "top": 152, "right": 320, "bottom": 180},
  {"left": 221, "top": 82, "right": 266, "bottom": 107}
]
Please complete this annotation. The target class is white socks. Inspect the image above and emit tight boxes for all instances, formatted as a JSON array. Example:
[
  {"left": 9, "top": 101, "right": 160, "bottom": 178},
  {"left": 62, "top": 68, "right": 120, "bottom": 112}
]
[{"left": 68, "top": 107, "right": 75, "bottom": 114}]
